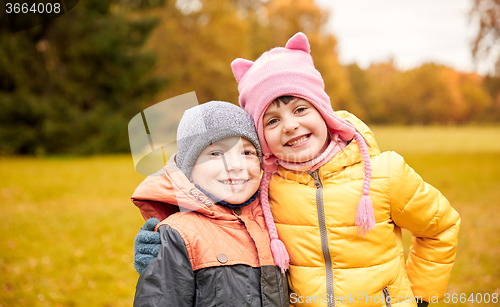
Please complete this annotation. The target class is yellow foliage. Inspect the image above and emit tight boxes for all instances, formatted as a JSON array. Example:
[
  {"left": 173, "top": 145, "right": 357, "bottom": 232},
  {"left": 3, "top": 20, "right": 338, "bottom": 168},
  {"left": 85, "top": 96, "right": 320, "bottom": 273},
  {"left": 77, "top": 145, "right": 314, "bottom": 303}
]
[{"left": 131, "top": 1, "right": 498, "bottom": 124}]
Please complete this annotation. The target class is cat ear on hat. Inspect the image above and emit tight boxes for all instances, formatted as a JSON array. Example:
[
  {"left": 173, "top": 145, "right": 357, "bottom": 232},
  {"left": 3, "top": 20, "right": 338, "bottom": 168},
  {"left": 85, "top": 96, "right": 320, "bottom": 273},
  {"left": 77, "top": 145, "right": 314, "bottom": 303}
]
[
  {"left": 285, "top": 32, "right": 310, "bottom": 54},
  {"left": 231, "top": 58, "right": 254, "bottom": 82}
]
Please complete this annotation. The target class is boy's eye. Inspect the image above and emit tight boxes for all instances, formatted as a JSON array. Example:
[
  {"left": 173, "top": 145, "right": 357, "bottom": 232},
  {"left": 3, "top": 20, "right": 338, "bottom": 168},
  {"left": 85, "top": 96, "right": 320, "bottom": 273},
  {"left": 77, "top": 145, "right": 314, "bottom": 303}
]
[
  {"left": 210, "top": 151, "right": 223, "bottom": 157},
  {"left": 243, "top": 150, "right": 256, "bottom": 156}
]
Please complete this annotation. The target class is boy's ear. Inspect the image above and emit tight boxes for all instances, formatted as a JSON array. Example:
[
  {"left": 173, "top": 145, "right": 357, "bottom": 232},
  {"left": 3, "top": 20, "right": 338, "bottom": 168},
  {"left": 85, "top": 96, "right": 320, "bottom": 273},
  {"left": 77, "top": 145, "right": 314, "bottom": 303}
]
[
  {"left": 285, "top": 32, "right": 310, "bottom": 54},
  {"left": 231, "top": 58, "right": 254, "bottom": 82}
]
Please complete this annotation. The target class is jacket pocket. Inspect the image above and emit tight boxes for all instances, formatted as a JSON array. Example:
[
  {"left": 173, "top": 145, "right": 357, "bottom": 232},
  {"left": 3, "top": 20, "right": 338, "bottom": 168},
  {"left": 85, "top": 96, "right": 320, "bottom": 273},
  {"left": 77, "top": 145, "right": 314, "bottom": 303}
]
[{"left": 383, "top": 287, "right": 392, "bottom": 307}]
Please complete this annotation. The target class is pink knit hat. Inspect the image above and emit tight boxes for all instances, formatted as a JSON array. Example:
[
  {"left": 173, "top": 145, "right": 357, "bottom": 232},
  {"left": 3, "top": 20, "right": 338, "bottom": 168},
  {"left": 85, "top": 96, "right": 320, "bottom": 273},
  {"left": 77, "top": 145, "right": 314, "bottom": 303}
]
[
  {"left": 231, "top": 32, "right": 375, "bottom": 273},
  {"left": 232, "top": 32, "right": 356, "bottom": 162}
]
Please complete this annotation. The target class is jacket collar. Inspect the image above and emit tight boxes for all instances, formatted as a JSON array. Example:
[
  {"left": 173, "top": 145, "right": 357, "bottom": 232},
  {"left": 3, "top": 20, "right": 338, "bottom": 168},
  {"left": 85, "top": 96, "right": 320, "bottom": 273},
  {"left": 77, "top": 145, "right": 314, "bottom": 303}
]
[{"left": 132, "top": 154, "right": 259, "bottom": 221}]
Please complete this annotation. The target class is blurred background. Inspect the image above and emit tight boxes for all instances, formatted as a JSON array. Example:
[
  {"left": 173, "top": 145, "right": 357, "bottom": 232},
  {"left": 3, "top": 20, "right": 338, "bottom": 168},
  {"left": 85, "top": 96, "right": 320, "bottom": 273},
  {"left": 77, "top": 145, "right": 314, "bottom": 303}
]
[{"left": 1, "top": 0, "right": 499, "bottom": 306}]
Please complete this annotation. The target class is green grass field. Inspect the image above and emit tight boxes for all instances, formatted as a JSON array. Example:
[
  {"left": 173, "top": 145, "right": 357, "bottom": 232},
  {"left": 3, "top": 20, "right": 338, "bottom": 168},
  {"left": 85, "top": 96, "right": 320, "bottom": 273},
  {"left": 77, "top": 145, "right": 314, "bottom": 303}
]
[{"left": 1, "top": 126, "right": 499, "bottom": 306}]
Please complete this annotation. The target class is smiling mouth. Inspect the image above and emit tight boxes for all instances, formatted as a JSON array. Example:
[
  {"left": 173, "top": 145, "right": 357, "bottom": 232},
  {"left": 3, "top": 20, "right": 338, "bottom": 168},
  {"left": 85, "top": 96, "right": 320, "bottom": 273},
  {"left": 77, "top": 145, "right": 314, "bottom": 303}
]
[
  {"left": 285, "top": 134, "right": 310, "bottom": 146},
  {"left": 219, "top": 179, "right": 248, "bottom": 185}
]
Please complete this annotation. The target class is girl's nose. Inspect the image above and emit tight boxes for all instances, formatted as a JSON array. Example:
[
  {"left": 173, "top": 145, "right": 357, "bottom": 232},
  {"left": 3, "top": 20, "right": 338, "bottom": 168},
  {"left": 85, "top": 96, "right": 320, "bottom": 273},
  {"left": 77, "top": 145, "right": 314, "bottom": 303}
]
[{"left": 282, "top": 118, "right": 300, "bottom": 133}]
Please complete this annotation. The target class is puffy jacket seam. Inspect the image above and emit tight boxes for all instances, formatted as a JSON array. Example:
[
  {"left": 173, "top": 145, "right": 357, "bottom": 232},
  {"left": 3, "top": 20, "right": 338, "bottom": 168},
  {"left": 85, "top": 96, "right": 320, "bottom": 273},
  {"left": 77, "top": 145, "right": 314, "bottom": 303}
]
[
  {"left": 410, "top": 251, "right": 455, "bottom": 265},
  {"left": 289, "top": 252, "right": 404, "bottom": 269},
  {"left": 409, "top": 197, "right": 446, "bottom": 237},
  {"left": 387, "top": 152, "right": 422, "bottom": 217},
  {"left": 409, "top": 217, "right": 460, "bottom": 263},
  {"left": 389, "top": 153, "right": 420, "bottom": 221},
  {"left": 419, "top": 205, "right": 441, "bottom": 236},
  {"left": 329, "top": 254, "right": 404, "bottom": 270},
  {"left": 210, "top": 222, "right": 246, "bottom": 230},
  {"left": 275, "top": 222, "right": 386, "bottom": 228}
]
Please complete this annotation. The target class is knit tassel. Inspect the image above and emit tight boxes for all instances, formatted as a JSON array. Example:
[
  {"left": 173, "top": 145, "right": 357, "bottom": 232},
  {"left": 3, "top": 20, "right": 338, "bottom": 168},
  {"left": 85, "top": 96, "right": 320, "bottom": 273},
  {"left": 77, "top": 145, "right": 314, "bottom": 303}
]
[
  {"left": 260, "top": 171, "right": 290, "bottom": 274},
  {"left": 356, "top": 194, "right": 375, "bottom": 237},
  {"left": 271, "top": 238, "right": 290, "bottom": 274}
]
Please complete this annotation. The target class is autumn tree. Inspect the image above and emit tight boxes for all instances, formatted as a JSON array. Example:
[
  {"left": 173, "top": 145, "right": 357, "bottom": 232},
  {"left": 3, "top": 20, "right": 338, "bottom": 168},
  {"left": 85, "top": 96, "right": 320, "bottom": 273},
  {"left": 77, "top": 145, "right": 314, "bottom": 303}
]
[
  {"left": 143, "top": 0, "right": 359, "bottom": 118},
  {"left": 263, "top": 0, "right": 361, "bottom": 116},
  {"left": 471, "top": 0, "right": 500, "bottom": 75},
  {"left": 141, "top": 0, "right": 269, "bottom": 105},
  {"left": 363, "top": 62, "right": 493, "bottom": 124},
  {"left": 347, "top": 63, "right": 388, "bottom": 123},
  {"left": 0, "top": 0, "right": 165, "bottom": 155}
]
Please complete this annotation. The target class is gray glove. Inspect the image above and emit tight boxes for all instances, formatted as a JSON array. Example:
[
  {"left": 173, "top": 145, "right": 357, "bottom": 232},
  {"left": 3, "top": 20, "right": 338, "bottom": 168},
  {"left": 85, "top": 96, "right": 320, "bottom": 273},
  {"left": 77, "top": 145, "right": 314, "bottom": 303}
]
[{"left": 134, "top": 217, "right": 161, "bottom": 274}]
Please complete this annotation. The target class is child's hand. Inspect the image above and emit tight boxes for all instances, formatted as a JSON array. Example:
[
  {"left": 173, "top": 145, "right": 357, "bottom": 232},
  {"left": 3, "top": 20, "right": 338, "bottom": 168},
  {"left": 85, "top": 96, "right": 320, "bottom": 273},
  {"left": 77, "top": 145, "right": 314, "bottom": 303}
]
[{"left": 133, "top": 217, "right": 161, "bottom": 274}]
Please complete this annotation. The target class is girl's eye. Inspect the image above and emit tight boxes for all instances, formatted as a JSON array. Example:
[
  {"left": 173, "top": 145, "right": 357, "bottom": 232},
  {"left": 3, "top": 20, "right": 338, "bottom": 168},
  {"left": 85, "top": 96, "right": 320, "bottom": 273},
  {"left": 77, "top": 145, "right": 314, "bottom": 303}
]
[
  {"left": 295, "top": 107, "right": 307, "bottom": 114},
  {"left": 243, "top": 150, "right": 256, "bottom": 156},
  {"left": 210, "top": 152, "right": 223, "bottom": 157},
  {"left": 266, "top": 118, "right": 279, "bottom": 126}
]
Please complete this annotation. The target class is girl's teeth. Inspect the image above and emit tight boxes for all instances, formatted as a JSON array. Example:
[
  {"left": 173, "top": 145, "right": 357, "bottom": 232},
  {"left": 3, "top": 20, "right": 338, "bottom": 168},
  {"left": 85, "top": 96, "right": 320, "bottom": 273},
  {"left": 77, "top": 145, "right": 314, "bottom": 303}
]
[
  {"left": 287, "top": 135, "right": 309, "bottom": 146},
  {"left": 221, "top": 179, "right": 247, "bottom": 185}
]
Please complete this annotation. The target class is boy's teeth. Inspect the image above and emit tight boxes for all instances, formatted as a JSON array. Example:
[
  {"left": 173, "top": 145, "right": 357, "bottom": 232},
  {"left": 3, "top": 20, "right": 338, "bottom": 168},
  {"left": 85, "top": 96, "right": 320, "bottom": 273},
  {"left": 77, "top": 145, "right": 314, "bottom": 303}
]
[
  {"left": 286, "top": 135, "right": 308, "bottom": 146},
  {"left": 221, "top": 179, "right": 247, "bottom": 185}
]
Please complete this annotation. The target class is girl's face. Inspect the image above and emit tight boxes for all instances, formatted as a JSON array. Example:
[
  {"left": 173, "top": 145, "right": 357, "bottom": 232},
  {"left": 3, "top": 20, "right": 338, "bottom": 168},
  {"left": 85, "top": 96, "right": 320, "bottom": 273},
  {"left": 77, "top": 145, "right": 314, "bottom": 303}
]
[
  {"left": 263, "top": 98, "right": 329, "bottom": 162},
  {"left": 190, "top": 137, "right": 261, "bottom": 204}
]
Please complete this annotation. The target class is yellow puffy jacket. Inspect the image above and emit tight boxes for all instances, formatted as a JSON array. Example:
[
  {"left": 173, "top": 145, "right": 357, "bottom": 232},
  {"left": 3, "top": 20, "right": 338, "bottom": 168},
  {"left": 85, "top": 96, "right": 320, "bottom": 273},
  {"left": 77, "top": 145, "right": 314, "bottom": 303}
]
[{"left": 269, "top": 111, "right": 460, "bottom": 307}]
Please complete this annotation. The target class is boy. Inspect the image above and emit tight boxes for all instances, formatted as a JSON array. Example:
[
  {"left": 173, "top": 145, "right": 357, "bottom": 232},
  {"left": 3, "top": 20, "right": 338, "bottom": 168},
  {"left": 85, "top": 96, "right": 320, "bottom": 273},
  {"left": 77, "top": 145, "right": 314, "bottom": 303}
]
[{"left": 132, "top": 101, "right": 288, "bottom": 307}]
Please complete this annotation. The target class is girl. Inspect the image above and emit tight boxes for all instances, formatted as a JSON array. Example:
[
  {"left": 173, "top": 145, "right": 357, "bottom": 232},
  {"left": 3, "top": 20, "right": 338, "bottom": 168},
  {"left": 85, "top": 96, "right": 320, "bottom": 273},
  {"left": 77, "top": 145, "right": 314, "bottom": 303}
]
[
  {"left": 132, "top": 101, "right": 288, "bottom": 307},
  {"left": 229, "top": 32, "right": 460, "bottom": 307}
]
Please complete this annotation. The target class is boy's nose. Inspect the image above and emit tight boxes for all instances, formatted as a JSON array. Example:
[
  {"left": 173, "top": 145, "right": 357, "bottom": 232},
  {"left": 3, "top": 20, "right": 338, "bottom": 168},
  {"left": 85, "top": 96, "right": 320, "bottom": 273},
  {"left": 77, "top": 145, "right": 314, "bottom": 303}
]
[{"left": 222, "top": 154, "right": 245, "bottom": 172}]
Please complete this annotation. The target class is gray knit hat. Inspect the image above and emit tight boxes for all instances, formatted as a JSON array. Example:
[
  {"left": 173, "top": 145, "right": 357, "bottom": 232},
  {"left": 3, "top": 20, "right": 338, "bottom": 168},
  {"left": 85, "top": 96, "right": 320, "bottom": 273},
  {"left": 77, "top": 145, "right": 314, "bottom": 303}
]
[{"left": 176, "top": 101, "right": 261, "bottom": 178}]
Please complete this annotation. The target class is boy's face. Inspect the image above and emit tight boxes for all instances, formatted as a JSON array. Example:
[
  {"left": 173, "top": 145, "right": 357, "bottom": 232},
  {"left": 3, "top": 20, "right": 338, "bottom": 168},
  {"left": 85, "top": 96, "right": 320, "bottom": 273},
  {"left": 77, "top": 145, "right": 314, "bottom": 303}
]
[
  {"left": 190, "top": 137, "right": 261, "bottom": 204},
  {"left": 263, "top": 98, "right": 328, "bottom": 162}
]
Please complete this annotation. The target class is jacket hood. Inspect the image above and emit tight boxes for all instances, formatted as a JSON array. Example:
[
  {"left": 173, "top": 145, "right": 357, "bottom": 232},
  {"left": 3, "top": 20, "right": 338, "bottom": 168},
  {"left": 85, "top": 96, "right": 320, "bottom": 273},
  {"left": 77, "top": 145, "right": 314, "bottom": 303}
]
[
  {"left": 131, "top": 154, "right": 245, "bottom": 222},
  {"left": 327, "top": 110, "right": 381, "bottom": 168}
]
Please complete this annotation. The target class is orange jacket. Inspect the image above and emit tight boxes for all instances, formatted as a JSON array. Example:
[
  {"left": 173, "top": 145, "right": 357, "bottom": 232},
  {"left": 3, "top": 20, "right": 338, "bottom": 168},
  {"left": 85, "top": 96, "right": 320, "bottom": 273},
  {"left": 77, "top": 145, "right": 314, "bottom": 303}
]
[
  {"left": 131, "top": 155, "right": 276, "bottom": 270},
  {"left": 132, "top": 155, "right": 288, "bottom": 306}
]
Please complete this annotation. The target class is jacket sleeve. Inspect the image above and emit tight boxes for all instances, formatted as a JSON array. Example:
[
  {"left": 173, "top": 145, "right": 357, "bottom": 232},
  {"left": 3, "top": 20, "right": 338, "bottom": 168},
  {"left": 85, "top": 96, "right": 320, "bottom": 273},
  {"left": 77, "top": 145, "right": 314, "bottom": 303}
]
[
  {"left": 388, "top": 151, "right": 460, "bottom": 299},
  {"left": 133, "top": 225, "right": 195, "bottom": 307}
]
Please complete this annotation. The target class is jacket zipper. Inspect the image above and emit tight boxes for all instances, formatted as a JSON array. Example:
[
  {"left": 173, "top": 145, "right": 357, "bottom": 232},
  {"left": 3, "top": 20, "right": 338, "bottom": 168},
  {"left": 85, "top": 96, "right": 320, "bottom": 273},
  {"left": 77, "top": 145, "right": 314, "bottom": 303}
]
[
  {"left": 383, "top": 287, "right": 392, "bottom": 307},
  {"left": 309, "top": 170, "right": 335, "bottom": 307}
]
